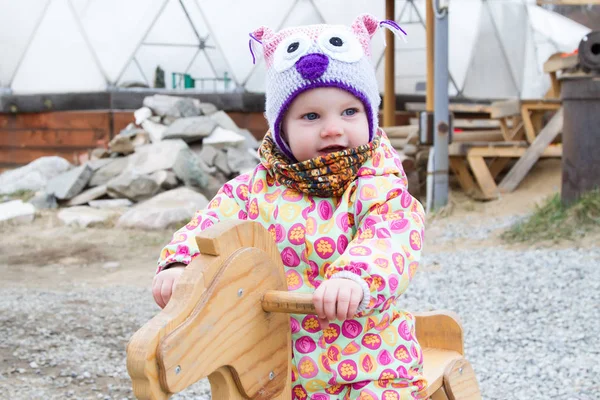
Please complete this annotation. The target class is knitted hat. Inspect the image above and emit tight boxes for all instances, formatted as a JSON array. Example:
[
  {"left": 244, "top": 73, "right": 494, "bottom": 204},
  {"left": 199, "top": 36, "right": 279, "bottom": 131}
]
[{"left": 249, "top": 14, "right": 406, "bottom": 161}]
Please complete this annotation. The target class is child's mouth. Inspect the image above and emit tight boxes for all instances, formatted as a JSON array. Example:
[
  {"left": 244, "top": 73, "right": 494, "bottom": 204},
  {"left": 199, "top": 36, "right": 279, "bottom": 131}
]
[{"left": 319, "top": 145, "right": 346, "bottom": 154}]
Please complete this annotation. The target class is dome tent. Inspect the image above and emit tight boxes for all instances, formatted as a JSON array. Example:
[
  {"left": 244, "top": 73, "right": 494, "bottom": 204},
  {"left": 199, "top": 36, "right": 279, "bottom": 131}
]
[{"left": 0, "top": 0, "right": 589, "bottom": 99}]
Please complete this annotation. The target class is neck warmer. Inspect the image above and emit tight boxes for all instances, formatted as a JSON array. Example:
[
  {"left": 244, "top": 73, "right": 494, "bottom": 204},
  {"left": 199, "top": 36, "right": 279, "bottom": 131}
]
[{"left": 258, "top": 131, "right": 381, "bottom": 197}]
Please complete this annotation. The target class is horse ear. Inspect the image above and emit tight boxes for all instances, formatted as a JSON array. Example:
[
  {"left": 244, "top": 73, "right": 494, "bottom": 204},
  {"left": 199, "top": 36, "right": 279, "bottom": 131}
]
[
  {"left": 250, "top": 26, "right": 274, "bottom": 44},
  {"left": 352, "top": 14, "right": 379, "bottom": 38}
]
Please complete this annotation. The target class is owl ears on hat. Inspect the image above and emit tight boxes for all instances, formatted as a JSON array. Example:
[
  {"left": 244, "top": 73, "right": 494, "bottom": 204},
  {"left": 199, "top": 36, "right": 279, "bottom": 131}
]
[{"left": 248, "top": 14, "right": 406, "bottom": 64}]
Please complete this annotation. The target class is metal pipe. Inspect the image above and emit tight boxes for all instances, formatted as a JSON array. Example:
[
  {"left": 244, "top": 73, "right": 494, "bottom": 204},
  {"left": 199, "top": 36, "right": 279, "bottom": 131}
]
[{"left": 432, "top": 0, "right": 449, "bottom": 209}]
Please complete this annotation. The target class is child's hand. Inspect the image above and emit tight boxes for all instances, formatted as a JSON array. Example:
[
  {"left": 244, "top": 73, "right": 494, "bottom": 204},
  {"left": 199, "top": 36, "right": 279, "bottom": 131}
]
[
  {"left": 152, "top": 265, "right": 185, "bottom": 309},
  {"left": 313, "top": 279, "right": 363, "bottom": 330}
]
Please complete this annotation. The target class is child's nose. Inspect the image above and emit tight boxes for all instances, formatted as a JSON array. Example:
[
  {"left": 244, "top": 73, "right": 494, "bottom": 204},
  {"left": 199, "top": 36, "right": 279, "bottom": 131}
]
[{"left": 320, "top": 121, "right": 343, "bottom": 138}]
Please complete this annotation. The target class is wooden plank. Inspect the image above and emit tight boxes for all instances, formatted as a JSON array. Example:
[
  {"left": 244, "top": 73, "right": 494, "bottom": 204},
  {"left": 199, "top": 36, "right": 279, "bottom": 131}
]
[
  {"left": 488, "top": 158, "right": 511, "bottom": 179},
  {"left": 499, "top": 108, "right": 564, "bottom": 192},
  {"left": 507, "top": 120, "right": 525, "bottom": 141},
  {"left": 0, "top": 111, "right": 111, "bottom": 130},
  {"left": 405, "top": 102, "right": 492, "bottom": 114},
  {"left": 384, "top": 124, "right": 419, "bottom": 138},
  {"left": 453, "top": 130, "right": 504, "bottom": 143},
  {"left": 112, "top": 111, "right": 135, "bottom": 135},
  {"left": 410, "top": 118, "right": 502, "bottom": 129},
  {"left": 549, "top": 72, "right": 562, "bottom": 99},
  {"left": 423, "top": 348, "right": 463, "bottom": 397},
  {"left": 520, "top": 104, "right": 537, "bottom": 143},
  {"left": 468, "top": 144, "right": 562, "bottom": 158},
  {"left": 467, "top": 156, "right": 499, "bottom": 200},
  {"left": 0, "top": 129, "right": 108, "bottom": 148},
  {"left": 543, "top": 52, "right": 578, "bottom": 73},
  {"left": 449, "top": 157, "right": 477, "bottom": 195},
  {"left": 521, "top": 100, "right": 562, "bottom": 109},
  {"left": 449, "top": 141, "right": 528, "bottom": 156},
  {"left": 430, "top": 386, "right": 451, "bottom": 400},
  {"left": 443, "top": 358, "right": 482, "bottom": 400},
  {"left": 490, "top": 100, "right": 521, "bottom": 119},
  {"left": 0, "top": 147, "right": 82, "bottom": 166}
]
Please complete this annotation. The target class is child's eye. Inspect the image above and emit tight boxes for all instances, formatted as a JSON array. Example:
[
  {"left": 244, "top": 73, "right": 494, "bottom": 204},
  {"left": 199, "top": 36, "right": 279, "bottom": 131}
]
[
  {"left": 302, "top": 112, "right": 319, "bottom": 121},
  {"left": 343, "top": 108, "right": 358, "bottom": 116}
]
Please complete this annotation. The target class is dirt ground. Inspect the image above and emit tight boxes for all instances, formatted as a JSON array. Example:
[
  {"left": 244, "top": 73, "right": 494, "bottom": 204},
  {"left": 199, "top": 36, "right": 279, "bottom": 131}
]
[{"left": 1, "top": 158, "right": 598, "bottom": 399}]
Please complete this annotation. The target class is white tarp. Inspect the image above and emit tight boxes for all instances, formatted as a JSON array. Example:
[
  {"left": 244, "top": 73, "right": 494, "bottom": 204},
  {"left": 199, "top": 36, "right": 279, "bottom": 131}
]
[{"left": 0, "top": 0, "right": 590, "bottom": 99}]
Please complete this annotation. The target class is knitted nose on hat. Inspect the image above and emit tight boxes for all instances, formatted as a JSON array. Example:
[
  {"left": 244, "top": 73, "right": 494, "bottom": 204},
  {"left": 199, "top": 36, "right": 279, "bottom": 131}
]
[{"left": 295, "top": 53, "right": 329, "bottom": 80}]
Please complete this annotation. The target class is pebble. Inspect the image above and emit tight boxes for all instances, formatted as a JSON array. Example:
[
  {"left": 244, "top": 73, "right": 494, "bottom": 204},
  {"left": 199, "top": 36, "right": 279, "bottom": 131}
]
[{"left": 1, "top": 216, "right": 598, "bottom": 399}]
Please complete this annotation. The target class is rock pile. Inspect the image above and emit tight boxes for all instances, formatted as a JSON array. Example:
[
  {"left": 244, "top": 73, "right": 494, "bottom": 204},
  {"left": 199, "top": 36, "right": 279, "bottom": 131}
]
[{"left": 0, "top": 95, "right": 261, "bottom": 229}]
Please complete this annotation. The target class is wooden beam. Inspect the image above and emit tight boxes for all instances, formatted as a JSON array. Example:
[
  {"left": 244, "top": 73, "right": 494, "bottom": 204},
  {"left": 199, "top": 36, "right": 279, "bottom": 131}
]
[
  {"left": 467, "top": 155, "right": 499, "bottom": 200},
  {"left": 405, "top": 102, "right": 492, "bottom": 114},
  {"left": 543, "top": 53, "right": 579, "bottom": 73},
  {"left": 383, "top": 0, "right": 396, "bottom": 128},
  {"left": 490, "top": 100, "right": 521, "bottom": 119},
  {"left": 449, "top": 157, "right": 477, "bottom": 196},
  {"left": 499, "top": 108, "right": 564, "bottom": 193},
  {"left": 426, "top": 0, "right": 434, "bottom": 112}
]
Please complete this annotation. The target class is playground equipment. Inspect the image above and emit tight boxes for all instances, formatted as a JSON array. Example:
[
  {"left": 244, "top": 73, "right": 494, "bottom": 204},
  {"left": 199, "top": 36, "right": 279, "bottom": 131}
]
[{"left": 127, "top": 220, "right": 482, "bottom": 399}]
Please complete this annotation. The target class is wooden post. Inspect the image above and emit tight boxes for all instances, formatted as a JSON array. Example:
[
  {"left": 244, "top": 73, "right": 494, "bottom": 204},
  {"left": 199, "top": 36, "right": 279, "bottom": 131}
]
[
  {"left": 383, "top": 0, "right": 396, "bottom": 127},
  {"left": 426, "top": 0, "right": 435, "bottom": 112}
]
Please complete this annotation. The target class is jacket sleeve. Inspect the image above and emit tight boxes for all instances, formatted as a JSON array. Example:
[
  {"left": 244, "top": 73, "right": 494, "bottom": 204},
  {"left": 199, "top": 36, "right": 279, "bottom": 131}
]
[
  {"left": 324, "top": 175, "right": 425, "bottom": 315},
  {"left": 156, "top": 173, "right": 251, "bottom": 274}
]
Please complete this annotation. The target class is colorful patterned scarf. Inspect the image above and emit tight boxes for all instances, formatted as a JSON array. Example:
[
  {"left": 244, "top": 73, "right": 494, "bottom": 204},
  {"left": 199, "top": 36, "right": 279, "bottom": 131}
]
[{"left": 258, "top": 131, "right": 381, "bottom": 197}]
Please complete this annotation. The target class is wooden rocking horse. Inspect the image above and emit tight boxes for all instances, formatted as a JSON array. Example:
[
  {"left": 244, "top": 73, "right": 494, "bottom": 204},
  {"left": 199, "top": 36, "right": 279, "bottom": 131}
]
[{"left": 127, "top": 220, "right": 482, "bottom": 399}]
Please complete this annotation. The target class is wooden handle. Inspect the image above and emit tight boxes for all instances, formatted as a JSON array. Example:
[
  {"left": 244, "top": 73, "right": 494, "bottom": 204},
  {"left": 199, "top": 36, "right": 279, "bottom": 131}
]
[{"left": 262, "top": 291, "right": 316, "bottom": 314}]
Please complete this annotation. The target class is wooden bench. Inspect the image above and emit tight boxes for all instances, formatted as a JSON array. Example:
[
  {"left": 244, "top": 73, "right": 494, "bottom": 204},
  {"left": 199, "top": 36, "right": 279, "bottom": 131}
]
[
  {"left": 126, "top": 220, "right": 482, "bottom": 399},
  {"left": 449, "top": 140, "right": 562, "bottom": 200},
  {"left": 490, "top": 99, "right": 561, "bottom": 143}
]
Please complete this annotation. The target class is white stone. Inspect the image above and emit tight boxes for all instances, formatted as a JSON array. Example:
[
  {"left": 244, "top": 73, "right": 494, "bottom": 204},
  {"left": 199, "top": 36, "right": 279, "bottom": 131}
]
[
  {"left": 29, "top": 191, "right": 58, "bottom": 210},
  {"left": 237, "top": 128, "right": 260, "bottom": 149},
  {"left": 141, "top": 119, "right": 168, "bottom": 143},
  {"left": 45, "top": 165, "right": 92, "bottom": 200},
  {"left": 134, "top": 107, "right": 153, "bottom": 125},
  {"left": 227, "top": 146, "right": 259, "bottom": 173},
  {"left": 0, "top": 200, "right": 35, "bottom": 224},
  {"left": 85, "top": 159, "right": 113, "bottom": 171},
  {"left": 108, "top": 135, "right": 134, "bottom": 155},
  {"left": 195, "top": 144, "right": 218, "bottom": 166},
  {"left": 209, "top": 110, "right": 239, "bottom": 131},
  {"left": 117, "top": 187, "right": 208, "bottom": 230},
  {"left": 129, "top": 140, "right": 187, "bottom": 175},
  {"left": 214, "top": 150, "right": 232, "bottom": 175},
  {"left": 0, "top": 156, "right": 71, "bottom": 195},
  {"left": 66, "top": 185, "right": 107, "bottom": 207},
  {"left": 150, "top": 170, "right": 179, "bottom": 190},
  {"left": 89, "top": 157, "right": 128, "bottom": 187},
  {"left": 202, "top": 127, "right": 246, "bottom": 150},
  {"left": 129, "top": 140, "right": 207, "bottom": 188},
  {"left": 57, "top": 206, "right": 118, "bottom": 228},
  {"left": 162, "top": 116, "right": 217, "bottom": 142},
  {"left": 143, "top": 95, "right": 202, "bottom": 118},
  {"left": 198, "top": 102, "right": 218, "bottom": 115},
  {"left": 106, "top": 170, "right": 160, "bottom": 202},
  {"left": 88, "top": 199, "right": 133, "bottom": 209}
]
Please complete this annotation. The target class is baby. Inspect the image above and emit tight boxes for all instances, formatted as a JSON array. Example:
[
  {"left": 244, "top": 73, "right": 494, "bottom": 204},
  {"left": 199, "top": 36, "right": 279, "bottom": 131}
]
[{"left": 153, "top": 14, "right": 427, "bottom": 399}]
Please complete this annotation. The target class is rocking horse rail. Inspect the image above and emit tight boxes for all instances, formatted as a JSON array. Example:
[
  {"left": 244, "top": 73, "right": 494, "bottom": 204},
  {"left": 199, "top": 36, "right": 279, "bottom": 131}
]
[
  {"left": 261, "top": 291, "right": 464, "bottom": 355},
  {"left": 261, "top": 291, "right": 316, "bottom": 314}
]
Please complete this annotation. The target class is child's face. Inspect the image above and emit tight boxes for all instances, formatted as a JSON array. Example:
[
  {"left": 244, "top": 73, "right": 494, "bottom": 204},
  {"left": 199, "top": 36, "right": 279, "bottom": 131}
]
[{"left": 282, "top": 87, "right": 370, "bottom": 162}]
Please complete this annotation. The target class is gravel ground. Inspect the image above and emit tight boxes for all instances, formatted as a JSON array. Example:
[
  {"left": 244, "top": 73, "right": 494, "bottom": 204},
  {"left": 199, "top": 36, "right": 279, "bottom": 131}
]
[{"left": 1, "top": 215, "right": 599, "bottom": 399}]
